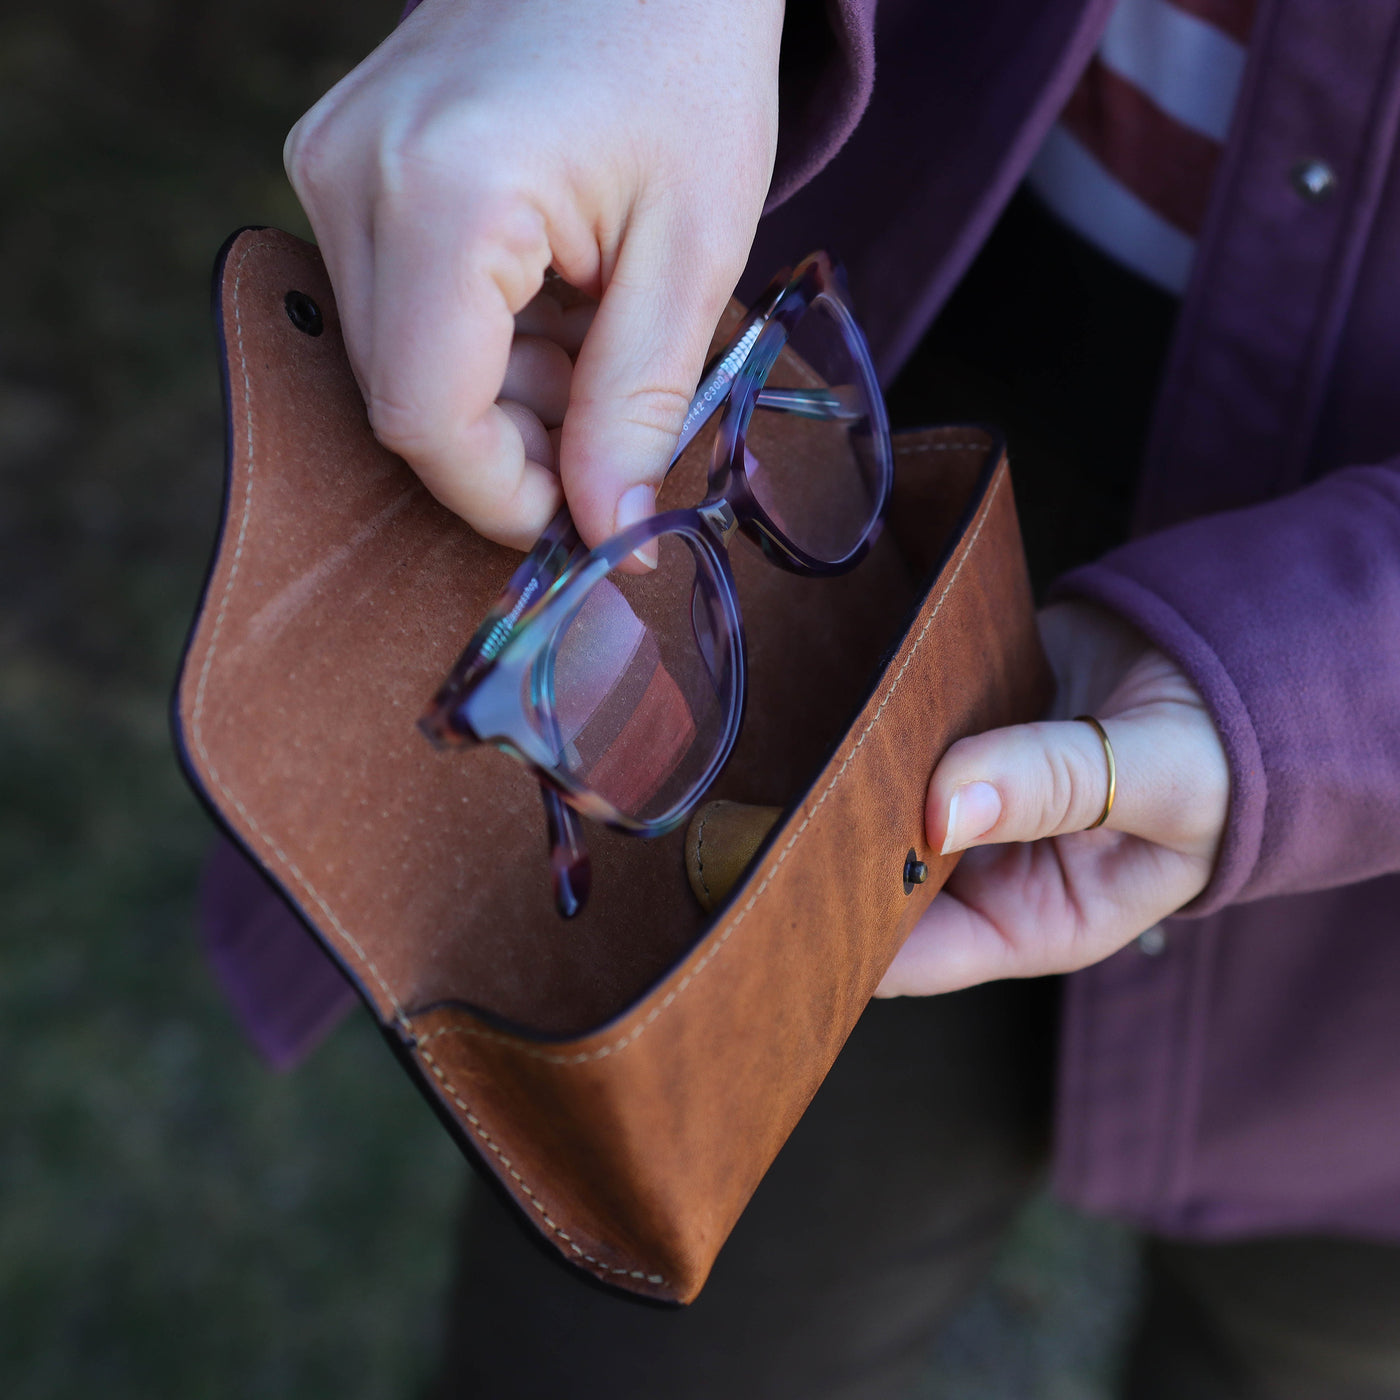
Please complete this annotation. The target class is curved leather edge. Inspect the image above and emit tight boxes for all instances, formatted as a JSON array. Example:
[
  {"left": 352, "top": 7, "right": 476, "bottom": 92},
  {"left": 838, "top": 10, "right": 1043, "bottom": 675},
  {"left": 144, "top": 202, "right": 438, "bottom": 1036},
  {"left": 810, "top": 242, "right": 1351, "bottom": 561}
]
[{"left": 173, "top": 229, "right": 1050, "bottom": 1303}]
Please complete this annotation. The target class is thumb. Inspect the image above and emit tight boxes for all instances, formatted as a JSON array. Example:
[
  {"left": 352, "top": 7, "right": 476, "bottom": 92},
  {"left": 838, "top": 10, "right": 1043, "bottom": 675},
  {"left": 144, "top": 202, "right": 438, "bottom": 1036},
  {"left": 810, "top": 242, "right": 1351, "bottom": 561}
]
[
  {"left": 928, "top": 706, "right": 1224, "bottom": 859},
  {"left": 557, "top": 221, "right": 744, "bottom": 552}
]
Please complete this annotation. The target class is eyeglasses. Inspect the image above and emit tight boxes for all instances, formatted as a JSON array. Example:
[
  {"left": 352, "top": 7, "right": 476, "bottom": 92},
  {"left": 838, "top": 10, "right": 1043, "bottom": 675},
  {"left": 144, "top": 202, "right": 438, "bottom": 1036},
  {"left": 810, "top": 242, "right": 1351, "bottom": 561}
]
[{"left": 419, "top": 253, "right": 893, "bottom": 917}]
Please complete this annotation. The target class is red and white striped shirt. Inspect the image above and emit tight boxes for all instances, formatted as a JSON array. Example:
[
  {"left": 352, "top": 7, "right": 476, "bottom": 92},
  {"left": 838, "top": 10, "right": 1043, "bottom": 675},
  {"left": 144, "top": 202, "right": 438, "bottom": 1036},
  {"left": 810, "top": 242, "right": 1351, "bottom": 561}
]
[{"left": 1027, "top": 0, "right": 1259, "bottom": 294}]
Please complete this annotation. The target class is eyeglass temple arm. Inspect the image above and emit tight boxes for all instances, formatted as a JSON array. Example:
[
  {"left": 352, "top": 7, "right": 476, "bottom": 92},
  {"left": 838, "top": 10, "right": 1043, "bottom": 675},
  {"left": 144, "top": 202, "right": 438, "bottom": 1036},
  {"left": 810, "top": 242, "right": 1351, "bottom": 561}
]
[
  {"left": 752, "top": 384, "right": 864, "bottom": 420},
  {"left": 461, "top": 300, "right": 777, "bottom": 681},
  {"left": 541, "top": 782, "right": 591, "bottom": 918}
]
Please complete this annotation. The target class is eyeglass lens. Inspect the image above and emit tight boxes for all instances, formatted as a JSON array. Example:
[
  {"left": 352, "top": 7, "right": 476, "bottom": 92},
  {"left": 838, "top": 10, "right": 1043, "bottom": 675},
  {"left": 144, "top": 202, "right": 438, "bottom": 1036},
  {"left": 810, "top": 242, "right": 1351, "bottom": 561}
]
[
  {"left": 527, "top": 531, "right": 737, "bottom": 826},
  {"left": 529, "top": 293, "right": 879, "bottom": 829},
  {"left": 745, "top": 293, "right": 884, "bottom": 563}
]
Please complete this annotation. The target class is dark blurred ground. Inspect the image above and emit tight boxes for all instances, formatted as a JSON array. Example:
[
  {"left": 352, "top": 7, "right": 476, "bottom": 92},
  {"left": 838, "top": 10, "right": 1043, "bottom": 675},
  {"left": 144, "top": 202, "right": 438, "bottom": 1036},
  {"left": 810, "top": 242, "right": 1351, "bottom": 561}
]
[
  {"left": 0, "top": 3, "right": 1135, "bottom": 1394},
  {"left": 0, "top": 5, "right": 462, "bottom": 1395}
]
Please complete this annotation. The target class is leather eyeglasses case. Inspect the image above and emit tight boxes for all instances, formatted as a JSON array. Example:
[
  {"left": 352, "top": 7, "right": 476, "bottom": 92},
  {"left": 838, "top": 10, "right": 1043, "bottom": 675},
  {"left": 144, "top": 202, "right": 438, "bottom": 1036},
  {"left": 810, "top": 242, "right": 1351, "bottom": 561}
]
[{"left": 175, "top": 229, "right": 1051, "bottom": 1304}]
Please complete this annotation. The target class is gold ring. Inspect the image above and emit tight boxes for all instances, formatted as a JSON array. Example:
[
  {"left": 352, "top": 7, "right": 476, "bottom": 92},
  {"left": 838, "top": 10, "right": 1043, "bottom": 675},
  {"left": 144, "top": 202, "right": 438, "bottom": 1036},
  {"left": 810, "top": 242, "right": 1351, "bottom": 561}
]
[{"left": 1075, "top": 715, "right": 1117, "bottom": 829}]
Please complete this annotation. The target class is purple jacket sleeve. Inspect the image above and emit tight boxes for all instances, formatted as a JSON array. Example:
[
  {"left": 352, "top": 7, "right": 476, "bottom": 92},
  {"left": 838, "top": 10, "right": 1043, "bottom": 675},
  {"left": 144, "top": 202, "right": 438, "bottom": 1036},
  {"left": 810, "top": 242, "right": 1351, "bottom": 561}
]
[
  {"left": 394, "top": 0, "right": 876, "bottom": 212},
  {"left": 766, "top": 2, "right": 877, "bottom": 209},
  {"left": 1056, "top": 461, "right": 1400, "bottom": 915}
]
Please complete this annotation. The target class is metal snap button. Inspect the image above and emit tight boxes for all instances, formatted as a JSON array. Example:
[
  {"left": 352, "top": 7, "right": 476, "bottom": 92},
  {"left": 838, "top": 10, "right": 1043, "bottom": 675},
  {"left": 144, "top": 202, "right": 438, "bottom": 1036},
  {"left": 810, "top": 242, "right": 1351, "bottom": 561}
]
[
  {"left": 284, "top": 289, "right": 324, "bottom": 336},
  {"left": 1291, "top": 159, "right": 1337, "bottom": 202}
]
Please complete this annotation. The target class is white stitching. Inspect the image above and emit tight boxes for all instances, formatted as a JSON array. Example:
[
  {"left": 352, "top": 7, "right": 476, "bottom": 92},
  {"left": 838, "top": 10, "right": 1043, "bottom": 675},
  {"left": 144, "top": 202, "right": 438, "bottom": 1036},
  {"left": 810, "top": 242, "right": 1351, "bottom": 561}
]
[
  {"left": 417, "top": 1044, "right": 666, "bottom": 1286},
  {"left": 189, "top": 241, "right": 411, "bottom": 1031},
  {"left": 192, "top": 240, "right": 662, "bottom": 1290},
  {"left": 418, "top": 464, "right": 1006, "bottom": 1067},
  {"left": 406, "top": 436, "right": 1002, "bottom": 1289}
]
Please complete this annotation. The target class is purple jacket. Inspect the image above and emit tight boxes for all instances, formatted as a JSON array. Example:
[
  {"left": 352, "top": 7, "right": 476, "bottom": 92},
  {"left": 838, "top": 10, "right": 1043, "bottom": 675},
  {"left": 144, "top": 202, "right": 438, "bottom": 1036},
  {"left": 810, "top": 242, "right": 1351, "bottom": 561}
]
[
  {"left": 208, "top": 0, "right": 1400, "bottom": 1240},
  {"left": 748, "top": 0, "right": 1400, "bottom": 1238}
]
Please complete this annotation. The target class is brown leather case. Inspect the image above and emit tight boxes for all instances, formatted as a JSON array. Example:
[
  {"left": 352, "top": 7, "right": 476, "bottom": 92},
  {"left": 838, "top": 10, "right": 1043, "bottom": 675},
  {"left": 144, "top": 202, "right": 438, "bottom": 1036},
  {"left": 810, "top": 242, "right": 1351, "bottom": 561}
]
[{"left": 175, "top": 229, "right": 1051, "bottom": 1304}]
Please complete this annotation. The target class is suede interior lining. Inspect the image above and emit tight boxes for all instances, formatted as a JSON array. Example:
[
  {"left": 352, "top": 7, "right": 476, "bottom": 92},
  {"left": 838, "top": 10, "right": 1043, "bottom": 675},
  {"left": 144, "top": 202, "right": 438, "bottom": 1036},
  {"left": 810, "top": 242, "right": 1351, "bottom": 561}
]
[{"left": 180, "top": 231, "right": 995, "bottom": 1038}]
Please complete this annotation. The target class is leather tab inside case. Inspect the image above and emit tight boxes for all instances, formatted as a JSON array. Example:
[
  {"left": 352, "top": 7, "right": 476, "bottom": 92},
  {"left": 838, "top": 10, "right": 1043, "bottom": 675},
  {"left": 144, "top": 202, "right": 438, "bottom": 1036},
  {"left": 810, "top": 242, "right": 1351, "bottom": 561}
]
[{"left": 175, "top": 229, "right": 1051, "bottom": 1304}]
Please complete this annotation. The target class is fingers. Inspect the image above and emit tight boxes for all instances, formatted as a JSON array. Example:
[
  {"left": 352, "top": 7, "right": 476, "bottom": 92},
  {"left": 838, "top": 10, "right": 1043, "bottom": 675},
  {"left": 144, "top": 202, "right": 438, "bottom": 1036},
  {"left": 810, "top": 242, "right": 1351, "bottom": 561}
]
[
  {"left": 881, "top": 620, "right": 1232, "bottom": 999},
  {"left": 497, "top": 400, "right": 556, "bottom": 472},
  {"left": 559, "top": 219, "right": 747, "bottom": 550},
  {"left": 514, "top": 287, "right": 596, "bottom": 355},
  {"left": 359, "top": 196, "right": 568, "bottom": 548},
  {"left": 928, "top": 695, "right": 1228, "bottom": 863},
  {"left": 292, "top": 158, "right": 733, "bottom": 556},
  {"left": 874, "top": 828, "right": 1205, "bottom": 997},
  {"left": 495, "top": 315, "right": 587, "bottom": 475},
  {"left": 287, "top": 82, "right": 571, "bottom": 548},
  {"left": 281, "top": 0, "right": 777, "bottom": 555},
  {"left": 500, "top": 333, "right": 573, "bottom": 427},
  {"left": 875, "top": 878, "right": 1030, "bottom": 997},
  {"left": 931, "top": 720, "right": 1119, "bottom": 853}
]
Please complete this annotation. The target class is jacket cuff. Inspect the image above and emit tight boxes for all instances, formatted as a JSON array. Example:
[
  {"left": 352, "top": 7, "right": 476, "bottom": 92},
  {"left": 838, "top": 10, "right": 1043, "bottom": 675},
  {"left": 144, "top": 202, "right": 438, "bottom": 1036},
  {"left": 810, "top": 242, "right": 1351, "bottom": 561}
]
[{"left": 1055, "top": 464, "right": 1400, "bottom": 915}]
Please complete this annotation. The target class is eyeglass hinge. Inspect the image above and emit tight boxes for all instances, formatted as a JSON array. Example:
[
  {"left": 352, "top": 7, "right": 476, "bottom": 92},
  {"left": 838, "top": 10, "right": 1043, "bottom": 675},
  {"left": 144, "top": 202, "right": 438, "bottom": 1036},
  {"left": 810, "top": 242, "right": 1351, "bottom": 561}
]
[{"left": 699, "top": 499, "right": 740, "bottom": 545}]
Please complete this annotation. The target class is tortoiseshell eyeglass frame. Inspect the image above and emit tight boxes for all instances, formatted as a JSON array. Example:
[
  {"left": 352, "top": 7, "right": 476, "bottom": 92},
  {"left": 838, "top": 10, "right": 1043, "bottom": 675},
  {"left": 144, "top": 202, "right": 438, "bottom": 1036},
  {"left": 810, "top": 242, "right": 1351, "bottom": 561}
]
[{"left": 418, "top": 253, "right": 893, "bottom": 917}]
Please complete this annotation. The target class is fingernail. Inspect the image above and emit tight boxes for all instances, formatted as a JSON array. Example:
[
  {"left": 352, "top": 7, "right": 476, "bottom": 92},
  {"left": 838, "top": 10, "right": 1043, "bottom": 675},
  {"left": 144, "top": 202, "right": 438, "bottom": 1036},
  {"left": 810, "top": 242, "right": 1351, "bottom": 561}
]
[
  {"left": 615, "top": 483, "right": 658, "bottom": 569},
  {"left": 941, "top": 781, "right": 1002, "bottom": 855}
]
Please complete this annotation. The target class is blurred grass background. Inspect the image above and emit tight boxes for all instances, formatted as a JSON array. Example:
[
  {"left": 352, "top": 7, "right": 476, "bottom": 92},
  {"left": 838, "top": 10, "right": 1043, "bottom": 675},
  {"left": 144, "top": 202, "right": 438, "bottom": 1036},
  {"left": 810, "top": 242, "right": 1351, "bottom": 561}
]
[{"left": 0, "top": 2, "right": 1136, "bottom": 1394}]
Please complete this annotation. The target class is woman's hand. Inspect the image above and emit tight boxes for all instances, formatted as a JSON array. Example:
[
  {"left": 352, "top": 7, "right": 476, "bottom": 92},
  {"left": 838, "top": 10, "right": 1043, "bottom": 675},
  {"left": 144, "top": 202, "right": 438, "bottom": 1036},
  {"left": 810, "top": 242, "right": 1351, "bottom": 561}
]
[
  {"left": 284, "top": 0, "right": 784, "bottom": 551},
  {"left": 876, "top": 601, "right": 1230, "bottom": 997}
]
